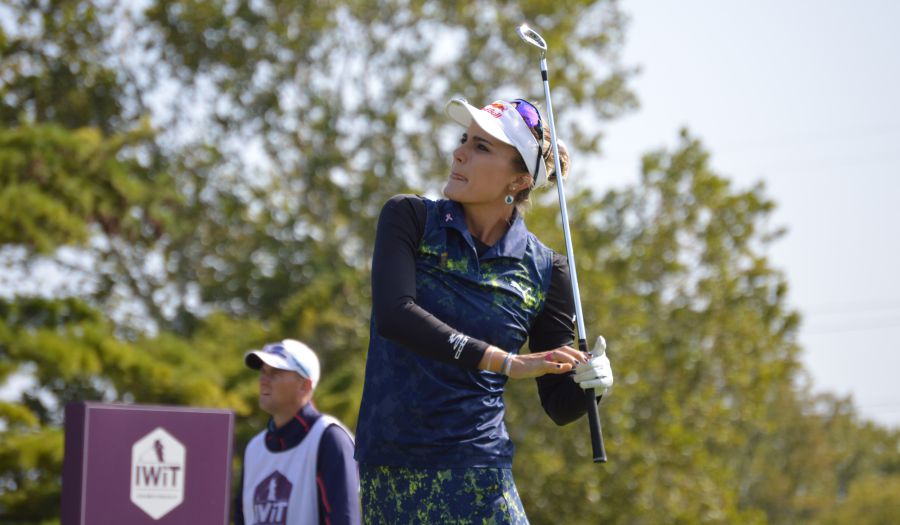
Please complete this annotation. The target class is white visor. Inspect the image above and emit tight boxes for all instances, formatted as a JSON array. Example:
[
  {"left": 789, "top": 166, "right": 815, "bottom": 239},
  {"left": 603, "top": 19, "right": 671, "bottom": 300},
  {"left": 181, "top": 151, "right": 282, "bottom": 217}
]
[{"left": 445, "top": 99, "right": 548, "bottom": 186}]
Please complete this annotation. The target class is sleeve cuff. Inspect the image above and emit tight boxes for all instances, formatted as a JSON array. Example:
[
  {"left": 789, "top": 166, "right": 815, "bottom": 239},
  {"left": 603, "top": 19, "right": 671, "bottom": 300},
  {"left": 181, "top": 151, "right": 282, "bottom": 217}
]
[{"left": 458, "top": 338, "right": 490, "bottom": 371}]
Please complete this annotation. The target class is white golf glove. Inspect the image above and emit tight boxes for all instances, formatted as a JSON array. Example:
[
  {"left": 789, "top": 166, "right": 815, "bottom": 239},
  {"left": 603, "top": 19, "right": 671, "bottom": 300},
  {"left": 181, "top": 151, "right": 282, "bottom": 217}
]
[{"left": 574, "top": 336, "right": 614, "bottom": 394}]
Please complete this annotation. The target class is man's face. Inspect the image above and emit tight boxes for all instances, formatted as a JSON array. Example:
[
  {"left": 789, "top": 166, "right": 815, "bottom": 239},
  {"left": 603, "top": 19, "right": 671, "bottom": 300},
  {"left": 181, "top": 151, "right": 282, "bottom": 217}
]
[{"left": 258, "top": 363, "right": 306, "bottom": 416}]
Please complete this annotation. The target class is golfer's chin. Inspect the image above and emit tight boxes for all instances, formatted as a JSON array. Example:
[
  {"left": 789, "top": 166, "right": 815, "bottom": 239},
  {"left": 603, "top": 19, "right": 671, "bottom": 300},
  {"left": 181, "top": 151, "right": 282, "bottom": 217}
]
[{"left": 442, "top": 180, "right": 465, "bottom": 201}]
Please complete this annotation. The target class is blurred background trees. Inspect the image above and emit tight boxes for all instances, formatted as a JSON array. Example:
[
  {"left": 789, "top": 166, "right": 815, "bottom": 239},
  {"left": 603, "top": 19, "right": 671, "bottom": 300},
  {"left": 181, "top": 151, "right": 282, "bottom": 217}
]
[{"left": 1, "top": 1, "right": 897, "bottom": 523}]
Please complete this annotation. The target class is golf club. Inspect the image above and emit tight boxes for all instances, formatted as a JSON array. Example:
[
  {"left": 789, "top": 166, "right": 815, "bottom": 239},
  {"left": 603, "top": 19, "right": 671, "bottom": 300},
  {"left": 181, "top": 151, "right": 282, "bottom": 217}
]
[{"left": 516, "top": 22, "right": 607, "bottom": 463}]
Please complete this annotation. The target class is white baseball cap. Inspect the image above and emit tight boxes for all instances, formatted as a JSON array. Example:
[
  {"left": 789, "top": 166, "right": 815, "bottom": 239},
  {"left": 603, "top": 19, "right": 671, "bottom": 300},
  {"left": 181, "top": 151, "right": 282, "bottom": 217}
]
[
  {"left": 445, "top": 98, "right": 548, "bottom": 186},
  {"left": 244, "top": 339, "right": 321, "bottom": 388}
]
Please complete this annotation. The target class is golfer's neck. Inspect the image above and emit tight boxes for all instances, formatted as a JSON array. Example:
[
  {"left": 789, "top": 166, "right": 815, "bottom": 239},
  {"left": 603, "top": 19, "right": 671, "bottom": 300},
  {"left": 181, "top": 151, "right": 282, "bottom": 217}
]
[{"left": 462, "top": 203, "right": 514, "bottom": 246}]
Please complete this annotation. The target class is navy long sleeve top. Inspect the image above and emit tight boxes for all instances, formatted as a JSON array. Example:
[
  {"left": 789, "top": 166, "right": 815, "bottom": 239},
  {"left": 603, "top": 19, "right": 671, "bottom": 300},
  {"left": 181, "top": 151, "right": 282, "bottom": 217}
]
[{"left": 355, "top": 195, "right": 595, "bottom": 469}]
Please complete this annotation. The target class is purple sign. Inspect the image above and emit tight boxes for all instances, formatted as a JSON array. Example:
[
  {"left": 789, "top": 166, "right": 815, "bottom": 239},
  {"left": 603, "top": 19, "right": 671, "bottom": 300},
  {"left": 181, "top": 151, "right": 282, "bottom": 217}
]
[{"left": 62, "top": 402, "right": 234, "bottom": 525}]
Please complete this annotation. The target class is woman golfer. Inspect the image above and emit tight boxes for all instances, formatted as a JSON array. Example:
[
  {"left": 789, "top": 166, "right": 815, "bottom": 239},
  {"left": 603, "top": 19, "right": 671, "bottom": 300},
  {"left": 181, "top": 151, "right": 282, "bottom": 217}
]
[{"left": 355, "top": 98, "right": 614, "bottom": 524}]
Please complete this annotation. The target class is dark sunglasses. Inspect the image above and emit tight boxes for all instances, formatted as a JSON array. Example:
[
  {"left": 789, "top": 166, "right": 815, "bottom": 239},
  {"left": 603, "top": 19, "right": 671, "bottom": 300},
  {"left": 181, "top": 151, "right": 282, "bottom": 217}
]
[{"left": 513, "top": 98, "right": 544, "bottom": 181}]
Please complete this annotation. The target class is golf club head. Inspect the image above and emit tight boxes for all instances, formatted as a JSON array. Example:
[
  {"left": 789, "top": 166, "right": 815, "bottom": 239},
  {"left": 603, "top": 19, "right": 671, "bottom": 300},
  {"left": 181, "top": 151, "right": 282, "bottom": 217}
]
[{"left": 516, "top": 23, "right": 547, "bottom": 51}]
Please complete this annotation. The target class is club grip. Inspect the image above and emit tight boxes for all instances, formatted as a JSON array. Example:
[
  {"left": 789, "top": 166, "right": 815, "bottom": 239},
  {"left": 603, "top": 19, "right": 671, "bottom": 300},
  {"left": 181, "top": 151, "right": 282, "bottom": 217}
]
[
  {"left": 579, "top": 337, "right": 607, "bottom": 463},
  {"left": 585, "top": 387, "right": 607, "bottom": 462}
]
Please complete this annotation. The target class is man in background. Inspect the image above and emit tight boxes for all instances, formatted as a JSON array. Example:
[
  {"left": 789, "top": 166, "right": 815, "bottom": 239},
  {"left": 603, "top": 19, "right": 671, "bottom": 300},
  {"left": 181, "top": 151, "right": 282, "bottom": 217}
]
[{"left": 235, "top": 339, "right": 359, "bottom": 525}]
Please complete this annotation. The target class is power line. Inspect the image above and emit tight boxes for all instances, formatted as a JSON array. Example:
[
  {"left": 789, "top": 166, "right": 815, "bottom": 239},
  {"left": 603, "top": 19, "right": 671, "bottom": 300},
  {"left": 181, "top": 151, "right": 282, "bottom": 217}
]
[
  {"left": 861, "top": 402, "right": 900, "bottom": 411},
  {"left": 799, "top": 298, "right": 900, "bottom": 335},
  {"left": 802, "top": 309, "right": 900, "bottom": 335},
  {"left": 709, "top": 125, "right": 900, "bottom": 159},
  {"left": 802, "top": 298, "right": 900, "bottom": 317},
  {"left": 803, "top": 321, "right": 900, "bottom": 335}
]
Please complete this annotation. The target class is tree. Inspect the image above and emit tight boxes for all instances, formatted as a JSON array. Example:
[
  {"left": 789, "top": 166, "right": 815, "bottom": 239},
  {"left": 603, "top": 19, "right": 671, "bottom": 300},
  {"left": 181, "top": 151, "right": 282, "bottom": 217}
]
[
  {"left": 5, "top": 0, "right": 638, "bottom": 331},
  {"left": 505, "top": 131, "right": 900, "bottom": 524},
  {"left": 822, "top": 474, "right": 900, "bottom": 525},
  {"left": 505, "top": 131, "right": 791, "bottom": 523},
  {"left": 135, "top": 0, "right": 637, "bottom": 325}
]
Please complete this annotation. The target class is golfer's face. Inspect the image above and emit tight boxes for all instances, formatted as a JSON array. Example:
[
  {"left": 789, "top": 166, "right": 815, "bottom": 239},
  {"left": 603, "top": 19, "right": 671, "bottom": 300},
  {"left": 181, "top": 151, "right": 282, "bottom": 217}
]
[
  {"left": 258, "top": 364, "right": 304, "bottom": 415},
  {"left": 444, "top": 122, "right": 521, "bottom": 205}
]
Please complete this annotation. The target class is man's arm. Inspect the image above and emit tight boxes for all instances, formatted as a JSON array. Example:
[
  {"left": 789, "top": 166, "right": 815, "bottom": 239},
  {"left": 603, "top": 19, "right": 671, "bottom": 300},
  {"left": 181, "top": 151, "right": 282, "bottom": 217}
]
[{"left": 316, "top": 425, "right": 360, "bottom": 525}]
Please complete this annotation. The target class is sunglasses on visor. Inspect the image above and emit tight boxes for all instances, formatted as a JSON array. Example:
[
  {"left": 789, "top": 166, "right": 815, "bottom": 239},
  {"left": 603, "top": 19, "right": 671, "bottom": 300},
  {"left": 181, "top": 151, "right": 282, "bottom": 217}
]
[{"left": 512, "top": 99, "right": 544, "bottom": 182}]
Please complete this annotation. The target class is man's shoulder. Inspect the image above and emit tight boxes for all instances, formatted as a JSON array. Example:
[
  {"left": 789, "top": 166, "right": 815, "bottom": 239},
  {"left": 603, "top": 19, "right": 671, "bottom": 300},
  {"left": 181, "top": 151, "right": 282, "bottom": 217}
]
[
  {"left": 319, "top": 414, "right": 354, "bottom": 446},
  {"left": 245, "top": 429, "right": 268, "bottom": 449},
  {"left": 315, "top": 417, "right": 356, "bottom": 472},
  {"left": 242, "top": 429, "right": 271, "bottom": 462}
]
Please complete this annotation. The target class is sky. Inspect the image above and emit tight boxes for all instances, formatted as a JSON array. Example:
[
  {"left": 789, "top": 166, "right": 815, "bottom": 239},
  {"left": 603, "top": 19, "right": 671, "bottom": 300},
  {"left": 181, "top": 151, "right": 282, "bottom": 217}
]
[{"left": 590, "top": 0, "right": 900, "bottom": 426}]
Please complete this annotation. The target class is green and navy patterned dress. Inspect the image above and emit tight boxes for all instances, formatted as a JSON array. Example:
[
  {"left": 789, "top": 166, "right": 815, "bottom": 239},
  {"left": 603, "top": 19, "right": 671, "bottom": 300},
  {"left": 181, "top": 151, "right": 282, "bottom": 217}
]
[{"left": 356, "top": 195, "right": 590, "bottom": 524}]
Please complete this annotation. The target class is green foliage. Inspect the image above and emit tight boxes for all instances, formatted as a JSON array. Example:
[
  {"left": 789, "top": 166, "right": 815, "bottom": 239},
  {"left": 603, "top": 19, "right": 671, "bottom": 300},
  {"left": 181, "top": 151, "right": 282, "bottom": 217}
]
[
  {"left": 0, "top": 0, "right": 125, "bottom": 131},
  {"left": 130, "top": 0, "right": 638, "bottom": 326},
  {"left": 506, "top": 132, "right": 900, "bottom": 524},
  {"left": 0, "top": 121, "right": 169, "bottom": 251},
  {"left": 0, "top": 428, "right": 63, "bottom": 524},
  {"left": 2, "top": 1, "right": 899, "bottom": 524},
  {"left": 821, "top": 473, "right": 900, "bottom": 525}
]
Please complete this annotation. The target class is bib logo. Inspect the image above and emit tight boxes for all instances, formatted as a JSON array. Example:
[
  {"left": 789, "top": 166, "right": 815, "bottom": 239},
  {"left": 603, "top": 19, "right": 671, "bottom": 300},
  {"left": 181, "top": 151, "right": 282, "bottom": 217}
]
[
  {"left": 130, "top": 427, "right": 186, "bottom": 519},
  {"left": 252, "top": 471, "right": 292, "bottom": 525}
]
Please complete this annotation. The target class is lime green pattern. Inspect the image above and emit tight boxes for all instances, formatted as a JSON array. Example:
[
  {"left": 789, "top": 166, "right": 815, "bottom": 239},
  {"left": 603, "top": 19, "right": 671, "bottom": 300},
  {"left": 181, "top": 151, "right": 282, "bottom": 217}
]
[
  {"left": 445, "top": 256, "right": 471, "bottom": 273},
  {"left": 361, "top": 465, "right": 529, "bottom": 525}
]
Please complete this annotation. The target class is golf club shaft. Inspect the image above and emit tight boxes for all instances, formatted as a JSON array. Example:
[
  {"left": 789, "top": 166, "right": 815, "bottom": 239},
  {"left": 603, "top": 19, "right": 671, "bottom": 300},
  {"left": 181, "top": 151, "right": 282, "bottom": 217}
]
[{"left": 540, "top": 56, "right": 608, "bottom": 464}]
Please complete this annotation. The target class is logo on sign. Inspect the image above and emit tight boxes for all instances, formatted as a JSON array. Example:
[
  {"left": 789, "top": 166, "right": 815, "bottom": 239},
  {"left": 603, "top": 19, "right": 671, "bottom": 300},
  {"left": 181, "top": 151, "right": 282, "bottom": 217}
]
[
  {"left": 253, "top": 471, "right": 292, "bottom": 524},
  {"left": 130, "top": 427, "right": 186, "bottom": 519}
]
